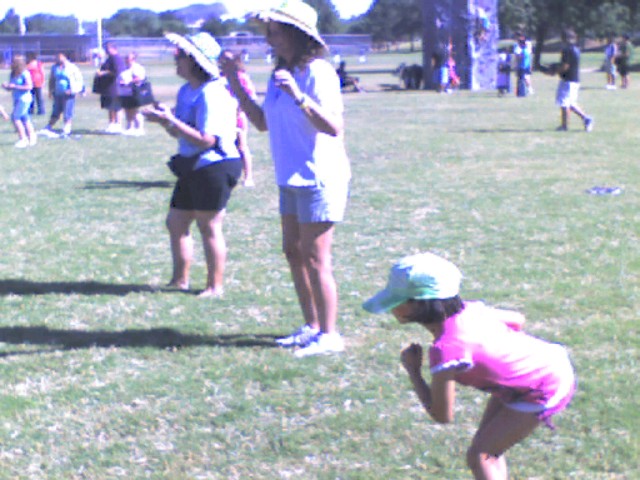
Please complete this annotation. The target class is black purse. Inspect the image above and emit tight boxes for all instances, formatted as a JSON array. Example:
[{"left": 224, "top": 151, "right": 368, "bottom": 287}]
[
  {"left": 92, "top": 74, "right": 113, "bottom": 94},
  {"left": 131, "top": 80, "right": 155, "bottom": 106}
]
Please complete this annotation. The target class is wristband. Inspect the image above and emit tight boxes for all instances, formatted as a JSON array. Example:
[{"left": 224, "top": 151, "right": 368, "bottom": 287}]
[{"left": 295, "top": 94, "right": 311, "bottom": 113}]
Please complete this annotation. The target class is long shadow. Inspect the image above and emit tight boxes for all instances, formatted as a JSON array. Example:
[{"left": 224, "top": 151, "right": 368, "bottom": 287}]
[
  {"left": 454, "top": 128, "right": 549, "bottom": 134},
  {"left": 0, "top": 326, "right": 279, "bottom": 357},
  {"left": 0, "top": 279, "right": 164, "bottom": 296},
  {"left": 82, "top": 180, "right": 173, "bottom": 191}
]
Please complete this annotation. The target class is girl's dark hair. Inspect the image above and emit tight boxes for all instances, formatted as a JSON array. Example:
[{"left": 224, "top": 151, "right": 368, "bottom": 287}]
[
  {"left": 404, "top": 296, "right": 465, "bottom": 325},
  {"left": 274, "top": 22, "right": 325, "bottom": 71}
]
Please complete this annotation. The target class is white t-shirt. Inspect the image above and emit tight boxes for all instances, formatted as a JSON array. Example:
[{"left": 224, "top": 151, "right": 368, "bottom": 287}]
[
  {"left": 117, "top": 62, "right": 146, "bottom": 96},
  {"left": 263, "top": 58, "right": 351, "bottom": 187}
]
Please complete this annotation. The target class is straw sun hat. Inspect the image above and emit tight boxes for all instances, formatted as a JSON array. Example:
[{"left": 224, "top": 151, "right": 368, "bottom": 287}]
[
  {"left": 255, "top": 0, "right": 327, "bottom": 49},
  {"left": 165, "top": 31, "right": 222, "bottom": 78}
]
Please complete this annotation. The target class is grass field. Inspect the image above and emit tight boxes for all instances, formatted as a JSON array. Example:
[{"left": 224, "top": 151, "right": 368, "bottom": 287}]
[{"left": 0, "top": 51, "right": 639, "bottom": 479}]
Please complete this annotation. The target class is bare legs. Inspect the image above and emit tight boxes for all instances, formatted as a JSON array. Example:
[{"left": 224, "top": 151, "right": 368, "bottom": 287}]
[
  {"left": 466, "top": 396, "right": 541, "bottom": 480},
  {"left": 281, "top": 216, "right": 338, "bottom": 334},
  {"left": 236, "top": 127, "right": 254, "bottom": 186},
  {"left": 560, "top": 105, "right": 591, "bottom": 130},
  {"left": 13, "top": 118, "right": 36, "bottom": 145},
  {"left": 166, "top": 207, "right": 227, "bottom": 296}
]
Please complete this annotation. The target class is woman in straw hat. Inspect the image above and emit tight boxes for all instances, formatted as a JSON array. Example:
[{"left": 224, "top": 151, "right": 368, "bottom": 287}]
[
  {"left": 143, "top": 32, "right": 242, "bottom": 298},
  {"left": 220, "top": 0, "right": 351, "bottom": 357},
  {"left": 363, "top": 252, "right": 576, "bottom": 480}
]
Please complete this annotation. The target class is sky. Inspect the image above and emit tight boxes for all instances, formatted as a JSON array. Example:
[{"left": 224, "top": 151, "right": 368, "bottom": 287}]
[{"left": 11, "top": 0, "right": 375, "bottom": 21}]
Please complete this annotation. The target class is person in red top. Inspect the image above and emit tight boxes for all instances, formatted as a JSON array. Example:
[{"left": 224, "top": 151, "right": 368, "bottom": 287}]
[{"left": 26, "top": 52, "right": 46, "bottom": 115}]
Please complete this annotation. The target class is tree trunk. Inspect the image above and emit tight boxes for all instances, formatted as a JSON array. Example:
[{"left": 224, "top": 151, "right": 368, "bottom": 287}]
[{"left": 533, "top": 22, "right": 547, "bottom": 70}]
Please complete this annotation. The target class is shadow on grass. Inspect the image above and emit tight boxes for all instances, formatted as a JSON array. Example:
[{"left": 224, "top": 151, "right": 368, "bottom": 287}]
[
  {"left": 0, "top": 279, "right": 164, "bottom": 296},
  {"left": 455, "top": 128, "right": 549, "bottom": 133},
  {"left": 0, "top": 326, "right": 279, "bottom": 356},
  {"left": 82, "top": 180, "right": 173, "bottom": 190}
]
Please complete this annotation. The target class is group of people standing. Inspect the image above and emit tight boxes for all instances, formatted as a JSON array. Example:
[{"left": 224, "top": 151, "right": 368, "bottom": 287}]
[
  {"left": 94, "top": 42, "right": 148, "bottom": 135},
  {"left": 144, "top": 0, "right": 349, "bottom": 358},
  {"left": 604, "top": 33, "right": 634, "bottom": 90},
  {"left": 1, "top": 43, "right": 151, "bottom": 145},
  {"left": 2, "top": 2, "right": 578, "bottom": 477},
  {"left": 141, "top": 3, "right": 575, "bottom": 479}
]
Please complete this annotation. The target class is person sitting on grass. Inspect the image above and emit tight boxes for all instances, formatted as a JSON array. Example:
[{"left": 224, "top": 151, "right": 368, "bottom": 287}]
[
  {"left": 363, "top": 252, "right": 576, "bottom": 480},
  {"left": 336, "top": 61, "right": 363, "bottom": 92}
]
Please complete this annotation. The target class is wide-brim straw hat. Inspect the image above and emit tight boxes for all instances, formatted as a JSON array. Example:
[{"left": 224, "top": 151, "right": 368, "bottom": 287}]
[
  {"left": 165, "top": 31, "right": 221, "bottom": 78},
  {"left": 255, "top": 0, "right": 327, "bottom": 49}
]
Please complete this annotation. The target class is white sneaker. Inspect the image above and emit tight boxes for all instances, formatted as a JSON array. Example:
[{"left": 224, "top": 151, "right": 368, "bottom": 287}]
[
  {"left": 105, "top": 123, "right": 123, "bottom": 134},
  {"left": 276, "top": 325, "right": 319, "bottom": 348},
  {"left": 38, "top": 128, "right": 59, "bottom": 138},
  {"left": 28, "top": 136, "right": 37, "bottom": 146},
  {"left": 15, "top": 139, "right": 29, "bottom": 148},
  {"left": 294, "top": 332, "right": 345, "bottom": 358}
]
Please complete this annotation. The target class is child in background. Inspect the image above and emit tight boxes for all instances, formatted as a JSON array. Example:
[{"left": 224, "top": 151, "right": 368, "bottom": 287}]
[
  {"left": 363, "top": 252, "right": 576, "bottom": 480},
  {"left": 604, "top": 35, "right": 617, "bottom": 90},
  {"left": 26, "top": 52, "right": 46, "bottom": 115},
  {"left": 222, "top": 51, "right": 257, "bottom": 187},
  {"left": 496, "top": 47, "right": 512, "bottom": 95},
  {"left": 2, "top": 55, "right": 36, "bottom": 148}
]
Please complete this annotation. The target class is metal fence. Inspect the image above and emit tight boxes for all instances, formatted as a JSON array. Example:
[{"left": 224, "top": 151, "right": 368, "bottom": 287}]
[{"left": 0, "top": 33, "right": 372, "bottom": 66}]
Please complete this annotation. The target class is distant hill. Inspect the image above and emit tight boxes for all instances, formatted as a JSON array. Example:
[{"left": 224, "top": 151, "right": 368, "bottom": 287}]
[{"left": 166, "top": 3, "right": 228, "bottom": 24}]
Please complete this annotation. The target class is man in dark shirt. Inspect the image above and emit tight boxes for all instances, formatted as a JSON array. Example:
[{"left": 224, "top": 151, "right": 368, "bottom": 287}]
[
  {"left": 555, "top": 29, "right": 593, "bottom": 132},
  {"left": 96, "top": 42, "right": 126, "bottom": 133}
]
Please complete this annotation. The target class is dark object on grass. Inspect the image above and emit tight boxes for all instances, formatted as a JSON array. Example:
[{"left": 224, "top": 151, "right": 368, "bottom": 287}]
[{"left": 393, "top": 63, "right": 423, "bottom": 90}]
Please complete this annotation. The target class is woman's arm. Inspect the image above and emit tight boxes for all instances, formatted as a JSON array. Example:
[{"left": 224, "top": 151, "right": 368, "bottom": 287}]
[
  {"left": 272, "top": 69, "right": 344, "bottom": 137},
  {"left": 401, "top": 344, "right": 456, "bottom": 424},
  {"left": 142, "top": 103, "right": 216, "bottom": 148},
  {"left": 219, "top": 54, "right": 267, "bottom": 132}
]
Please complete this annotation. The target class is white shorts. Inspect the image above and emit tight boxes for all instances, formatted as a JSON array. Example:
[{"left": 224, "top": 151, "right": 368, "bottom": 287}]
[{"left": 556, "top": 80, "right": 580, "bottom": 108}]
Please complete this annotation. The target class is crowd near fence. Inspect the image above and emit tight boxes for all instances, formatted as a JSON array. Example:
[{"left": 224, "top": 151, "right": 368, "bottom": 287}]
[{"left": 0, "top": 33, "right": 372, "bottom": 66}]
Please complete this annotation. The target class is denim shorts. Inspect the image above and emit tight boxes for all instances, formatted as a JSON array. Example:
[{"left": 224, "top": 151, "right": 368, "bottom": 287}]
[
  {"left": 279, "top": 182, "right": 350, "bottom": 223},
  {"left": 51, "top": 95, "right": 76, "bottom": 121},
  {"left": 12, "top": 98, "right": 31, "bottom": 122}
]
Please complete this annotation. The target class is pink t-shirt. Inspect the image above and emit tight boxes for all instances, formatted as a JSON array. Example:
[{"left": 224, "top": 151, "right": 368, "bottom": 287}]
[{"left": 429, "top": 302, "right": 573, "bottom": 408}]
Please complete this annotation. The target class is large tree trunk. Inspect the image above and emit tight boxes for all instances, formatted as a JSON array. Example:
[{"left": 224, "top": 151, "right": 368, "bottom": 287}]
[{"left": 533, "top": 22, "right": 548, "bottom": 70}]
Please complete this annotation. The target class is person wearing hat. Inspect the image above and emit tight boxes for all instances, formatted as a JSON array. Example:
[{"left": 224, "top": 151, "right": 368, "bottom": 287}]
[
  {"left": 143, "top": 32, "right": 242, "bottom": 298},
  {"left": 363, "top": 252, "right": 576, "bottom": 480},
  {"left": 220, "top": 0, "right": 351, "bottom": 357}
]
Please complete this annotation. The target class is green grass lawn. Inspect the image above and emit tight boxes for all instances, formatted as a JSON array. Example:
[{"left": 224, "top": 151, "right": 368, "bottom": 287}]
[{"left": 0, "top": 53, "right": 638, "bottom": 479}]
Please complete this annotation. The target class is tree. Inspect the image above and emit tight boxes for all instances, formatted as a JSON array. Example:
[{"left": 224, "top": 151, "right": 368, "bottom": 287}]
[
  {"left": 104, "top": 9, "right": 162, "bottom": 37},
  {"left": 159, "top": 12, "right": 189, "bottom": 35},
  {"left": 357, "top": 0, "right": 423, "bottom": 50},
  {"left": 588, "top": 2, "right": 630, "bottom": 39},
  {"left": 306, "top": 0, "right": 342, "bottom": 34},
  {"left": 25, "top": 14, "right": 78, "bottom": 34},
  {"left": 0, "top": 8, "right": 20, "bottom": 34}
]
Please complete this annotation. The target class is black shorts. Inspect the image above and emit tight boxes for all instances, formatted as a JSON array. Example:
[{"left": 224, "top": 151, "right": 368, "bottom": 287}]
[
  {"left": 100, "top": 95, "right": 121, "bottom": 111},
  {"left": 119, "top": 95, "right": 139, "bottom": 110},
  {"left": 170, "top": 159, "right": 242, "bottom": 211}
]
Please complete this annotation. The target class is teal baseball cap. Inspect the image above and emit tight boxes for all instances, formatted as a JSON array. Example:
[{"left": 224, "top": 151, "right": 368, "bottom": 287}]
[{"left": 362, "top": 252, "right": 462, "bottom": 314}]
